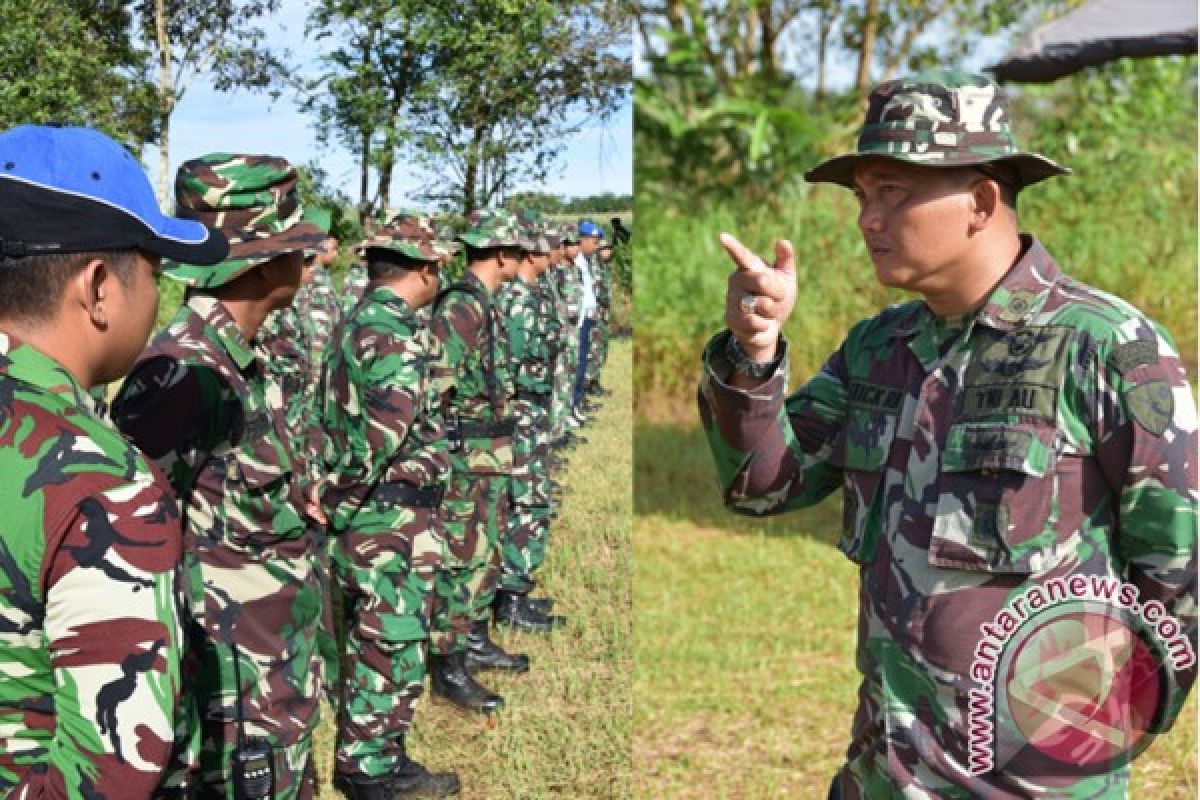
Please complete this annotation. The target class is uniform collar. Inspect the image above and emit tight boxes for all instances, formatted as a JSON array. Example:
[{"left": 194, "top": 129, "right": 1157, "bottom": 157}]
[
  {"left": 888, "top": 234, "right": 1060, "bottom": 341},
  {"left": 462, "top": 268, "right": 492, "bottom": 297},
  {"left": 973, "top": 235, "right": 1061, "bottom": 331},
  {"left": 0, "top": 330, "right": 98, "bottom": 414},
  {"left": 364, "top": 284, "right": 415, "bottom": 316},
  {"left": 186, "top": 293, "right": 258, "bottom": 371}
]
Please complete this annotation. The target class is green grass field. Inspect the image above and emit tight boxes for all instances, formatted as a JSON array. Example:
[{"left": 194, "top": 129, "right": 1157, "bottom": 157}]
[
  {"left": 312, "top": 339, "right": 632, "bottom": 799},
  {"left": 633, "top": 422, "right": 1197, "bottom": 798}
]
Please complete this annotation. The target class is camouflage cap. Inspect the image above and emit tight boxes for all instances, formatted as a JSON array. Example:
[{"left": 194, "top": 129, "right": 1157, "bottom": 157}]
[
  {"left": 559, "top": 223, "right": 579, "bottom": 244},
  {"left": 166, "top": 153, "right": 326, "bottom": 288},
  {"left": 457, "top": 208, "right": 521, "bottom": 249},
  {"left": 805, "top": 69, "right": 1070, "bottom": 189},
  {"left": 360, "top": 213, "right": 459, "bottom": 264},
  {"left": 518, "top": 222, "right": 560, "bottom": 255}
]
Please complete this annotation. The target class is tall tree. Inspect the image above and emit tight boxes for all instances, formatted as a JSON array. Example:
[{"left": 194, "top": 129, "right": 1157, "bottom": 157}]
[
  {"left": 132, "top": 0, "right": 287, "bottom": 205},
  {"left": 304, "top": 0, "right": 441, "bottom": 223},
  {"left": 0, "top": 0, "right": 156, "bottom": 145},
  {"left": 408, "top": 0, "right": 630, "bottom": 213}
]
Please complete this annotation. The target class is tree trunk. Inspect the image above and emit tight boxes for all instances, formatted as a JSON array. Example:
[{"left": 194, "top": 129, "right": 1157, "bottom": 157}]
[
  {"left": 374, "top": 117, "right": 396, "bottom": 217},
  {"left": 816, "top": 7, "right": 831, "bottom": 100},
  {"left": 359, "top": 126, "right": 371, "bottom": 224},
  {"left": 461, "top": 124, "right": 486, "bottom": 215},
  {"left": 154, "top": 0, "right": 172, "bottom": 209},
  {"left": 855, "top": 0, "right": 879, "bottom": 94}
]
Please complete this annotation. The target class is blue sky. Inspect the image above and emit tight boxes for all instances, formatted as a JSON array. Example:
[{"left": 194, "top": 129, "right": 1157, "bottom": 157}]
[{"left": 141, "top": 0, "right": 632, "bottom": 205}]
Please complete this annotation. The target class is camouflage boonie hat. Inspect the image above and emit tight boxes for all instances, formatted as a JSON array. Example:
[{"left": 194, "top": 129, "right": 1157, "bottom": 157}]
[
  {"left": 559, "top": 223, "right": 579, "bottom": 244},
  {"left": 167, "top": 153, "right": 326, "bottom": 288},
  {"left": 457, "top": 209, "right": 521, "bottom": 249},
  {"left": 805, "top": 69, "right": 1070, "bottom": 189},
  {"left": 360, "top": 213, "right": 458, "bottom": 264},
  {"left": 515, "top": 208, "right": 559, "bottom": 252}
]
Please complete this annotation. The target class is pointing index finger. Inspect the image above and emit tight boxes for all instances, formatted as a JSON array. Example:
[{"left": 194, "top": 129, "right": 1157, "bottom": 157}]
[{"left": 719, "top": 232, "right": 766, "bottom": 273}]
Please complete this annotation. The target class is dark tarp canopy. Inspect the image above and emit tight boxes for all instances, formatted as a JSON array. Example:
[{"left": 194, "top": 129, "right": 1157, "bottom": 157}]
[{"left": 989, "top": 0, "right": 1198, "bottom": 83}]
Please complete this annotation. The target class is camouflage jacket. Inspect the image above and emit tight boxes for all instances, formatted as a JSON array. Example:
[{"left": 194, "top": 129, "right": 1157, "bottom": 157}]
[
  {"left": 113, "top": 293, "right": 309, "bottom": 551},
  {"left": 429, "top": 270, "right": 515, "bottom": 476},
  {"left": 297, "top": 268, "right": 341, "bottom": 360},
  {"left": 341, "top": 262, "right": 369, "bottom": 317},
  {"left": 498, "top": 276, "right": 553, "bottom": 397},
  {"left": 592, "top": 253, "right": 612, "bottom": 313},
  {"left": 555, "top": 259, "right": 583, "bottom": 327},
  {"left": 699, "top": 236, "right": 1198, "bottom": 797},
  {"left": 0, "top": 334, "right": 182, "bottom": 798},
  {"left": 258, "top": 302, "right": 315, "bottom": 470},
  {"left": 320, "top": 286, "right": 450, "bottom": 533}
]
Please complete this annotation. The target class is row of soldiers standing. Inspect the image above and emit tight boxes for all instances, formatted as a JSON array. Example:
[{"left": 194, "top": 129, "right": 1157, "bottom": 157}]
[{"left": 0, "top": 123, "right": 617, "bottom": 800}]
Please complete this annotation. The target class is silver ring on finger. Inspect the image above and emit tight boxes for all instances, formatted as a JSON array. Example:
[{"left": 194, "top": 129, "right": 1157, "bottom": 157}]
[{"left": 739, "top": 293, "right": 759, "bottom": 315}]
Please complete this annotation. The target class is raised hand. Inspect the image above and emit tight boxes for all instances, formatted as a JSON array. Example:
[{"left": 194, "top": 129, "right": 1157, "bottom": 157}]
[{"left": 720, "top": 233, "right": 797, "bottom": 363}]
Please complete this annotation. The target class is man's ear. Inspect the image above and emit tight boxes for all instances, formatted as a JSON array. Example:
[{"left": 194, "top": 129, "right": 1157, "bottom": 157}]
[
  {"left": 968, "top": 176, "right": 1001, "bottom": 233},
  {"left": 73, "top": 257, "right": 112, "bottom": 329}
]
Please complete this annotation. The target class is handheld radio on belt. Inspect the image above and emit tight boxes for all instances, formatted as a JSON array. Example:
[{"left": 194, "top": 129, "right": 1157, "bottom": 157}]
[{"left": 230, "top": 639, "right": 275, "bottom": 800}]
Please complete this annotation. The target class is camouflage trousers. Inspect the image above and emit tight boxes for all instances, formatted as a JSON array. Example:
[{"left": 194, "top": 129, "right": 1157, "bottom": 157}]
[
  {"left": 333, "top": 504, "right": 442, "bottom": 778},
  {"left": 551, "top": 352, "right": 572, "bottom": 438},
  {"left": 163, "top": 529, "right": 324, "bottom": 799},
  {"left": 586, "top": 309, "right": 609, "bottom": 386},
  {"left": 502, "top": 400, "right": 553, "bottom": 590},
  {"left": 430, "top": 473, "right": 508, "bottom": 653}
]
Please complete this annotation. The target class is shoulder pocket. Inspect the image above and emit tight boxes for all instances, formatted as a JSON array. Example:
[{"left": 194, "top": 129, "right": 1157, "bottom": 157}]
[{"left": 929, "top": 421, "right": 1059, "bottom": 573}]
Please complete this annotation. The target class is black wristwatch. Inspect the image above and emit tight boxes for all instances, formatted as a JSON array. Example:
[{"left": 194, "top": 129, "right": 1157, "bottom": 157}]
[{"left": 726, "top": 334, "right": 779, "bottom": 380}]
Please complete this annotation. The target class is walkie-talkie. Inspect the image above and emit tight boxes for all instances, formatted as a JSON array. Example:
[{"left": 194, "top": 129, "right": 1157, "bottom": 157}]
[{"left": 230, "top": 640, "right": 274, "bottom": 800}]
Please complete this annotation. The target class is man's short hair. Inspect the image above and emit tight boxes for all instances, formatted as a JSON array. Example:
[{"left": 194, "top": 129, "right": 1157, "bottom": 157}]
[
  {"left": 0, "top": 250, "right": 137, "bottom": 322},
  {"left": 971, "top": 164, "right": 1020, "bottom": 211},
  {"left": 366, "top": 250, "right": 431, "bottom": 281},
  {"left": 464, "top": 244, "right": 521, "bottom": 263}
]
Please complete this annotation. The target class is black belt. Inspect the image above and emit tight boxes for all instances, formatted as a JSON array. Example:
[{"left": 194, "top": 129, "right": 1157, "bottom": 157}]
[
  {"left": 372, "top": 482, "right": 444, "bottom": 508},
  {"left": 517, "top": 390, "right": 551, "bottom": 403},
  {"left": 457, "top": 418, "right": 516, "bottom": 439}
]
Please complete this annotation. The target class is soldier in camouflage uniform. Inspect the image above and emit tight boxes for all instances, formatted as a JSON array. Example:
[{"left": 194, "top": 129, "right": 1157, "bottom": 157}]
[
  {"left": 320, "top": 216, "right": 460, "bottom": 799},
  {"left": 112, "top": 154, "right": 328, "bottom": 800},
  {"left": 541, "top": 228, "right": 574, "bottom": 445},
  {"left": 0, "top": 125, "right": 227, "bottom": 799},
  {"left": 700, "top": 71, "right": 1197, "bottom": 798},
  {"left": 424, "top": 209, "right": 531, "bottom": 712},
  {"left": 555, "top": 228, "right": 588, "bottom": 440},
  {"left": 492, "top": 220, "right": 568, "bottom": 632}
]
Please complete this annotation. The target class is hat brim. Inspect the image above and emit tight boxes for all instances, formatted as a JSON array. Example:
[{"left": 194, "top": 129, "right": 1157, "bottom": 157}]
[
  {"left": 804, "top": 151, "right": 1070, "bottom": 190},
  {"left": 457, "top": 232, "right": 521, "bottom": 248},
  {"left": 364, "top": 241, "right": 456, "bottom": 264},
  {"left": 165, "top": 220, "right": 326, "bottom": 288}
]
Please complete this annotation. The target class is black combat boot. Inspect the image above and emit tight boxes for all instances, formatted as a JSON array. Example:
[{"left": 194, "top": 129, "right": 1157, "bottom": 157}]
[
  {"left": 333, "top": 761, "right": 460, "bottom": 799},
  {"left": 428, "top": 650, "right": 504, "bottom": 713},
  {"left": 493, "top": 589, "right": 566, "bottom": 633},
  {"left": 526, "top": 595, "right": 555, "bottom": 613},
  {"left": 466, "top": 620, "right": 530, "bottom": 673}
]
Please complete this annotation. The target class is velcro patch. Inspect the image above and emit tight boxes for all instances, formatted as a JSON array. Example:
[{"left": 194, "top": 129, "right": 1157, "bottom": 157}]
[
  {"left": 1124, "top": 380, "right": 1173, "bottom": 436},
  {"left": 1109, "top": 339, "right": 1158, "bottom": 375},
  {"left": 847, "top": 380, "right": 904, "bottom": 415}
]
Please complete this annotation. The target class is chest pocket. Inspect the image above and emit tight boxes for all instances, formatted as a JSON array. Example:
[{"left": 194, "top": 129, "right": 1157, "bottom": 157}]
[
  {"left": 828, "top": 408, "right": 897, "bottom": 565},
  {"left": 928, "top": 421, "right": 1060, "bottom": 573}
]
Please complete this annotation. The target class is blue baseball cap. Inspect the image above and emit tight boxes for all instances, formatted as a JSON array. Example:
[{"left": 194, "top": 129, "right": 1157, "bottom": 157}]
[
  {"left": 578, "top": 219, "right": 604, "bottom": 239},
  {"left": 0, "top": 125, "right": 228, "bottom": 264}
]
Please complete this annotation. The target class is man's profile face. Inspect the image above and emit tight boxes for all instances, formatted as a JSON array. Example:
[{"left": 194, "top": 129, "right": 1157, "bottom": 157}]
[
  {"left": 852, "top": 159, "right": 979, "bottom": 296},
  {"left": 580, "top": 235, "right": 599, "bottom": 256},
  {"left": 564, "top": 243, "right": 580, "bottom": 260},
  {"left": 264, "top": 250, "right": 306, "bottom": 310}
]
